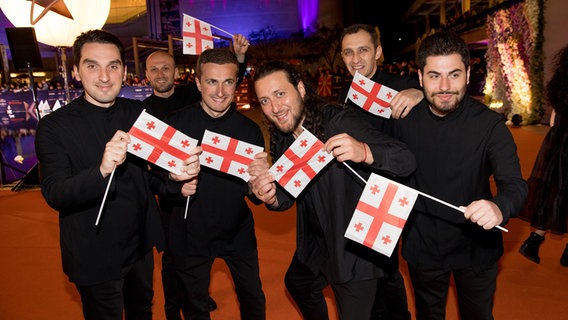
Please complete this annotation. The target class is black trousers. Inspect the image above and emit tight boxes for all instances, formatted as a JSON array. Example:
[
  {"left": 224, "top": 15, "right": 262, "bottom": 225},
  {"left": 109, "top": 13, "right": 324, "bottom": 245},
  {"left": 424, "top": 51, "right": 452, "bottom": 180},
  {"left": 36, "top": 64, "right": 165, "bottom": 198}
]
[
  {"left": 408, "top": 262, "right": 499, "bottom": 320},
  {"left": 161, "top": 248, "right": 188, "bottom": 320},
  {"left": 175, "top": 250, "right": 265, "bottom": 320},
  {"left": 75, "top": 251, "right": 154, "bottom": 320},
  {"left": 371, "top": 270, "right": 411, "bottom": 320},
  {"left": 284, "top": 252, "right": 378, "bottom": 320}
]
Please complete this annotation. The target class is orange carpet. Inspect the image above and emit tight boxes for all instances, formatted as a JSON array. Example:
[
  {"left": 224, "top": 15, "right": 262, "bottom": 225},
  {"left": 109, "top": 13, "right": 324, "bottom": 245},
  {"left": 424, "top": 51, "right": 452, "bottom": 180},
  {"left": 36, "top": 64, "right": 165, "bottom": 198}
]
[{"left": 1, "top": 123, "right": 567, "bottom": 319}]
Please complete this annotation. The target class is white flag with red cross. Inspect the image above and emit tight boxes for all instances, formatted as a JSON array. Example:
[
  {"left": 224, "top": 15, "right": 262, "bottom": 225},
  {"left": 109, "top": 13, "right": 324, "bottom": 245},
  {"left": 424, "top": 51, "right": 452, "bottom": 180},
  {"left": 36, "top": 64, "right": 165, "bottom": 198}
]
[
  {"left": 269, "top": 128, "right": 334, "bottom": 198},
  {"left": 347, "top": 72, "right": 399, "bottom": 118},
  {"left": 182, "top": 14, "right": 214, "bottom": 55},
  {"left": 345, "top": 172, "right": 418, "bottom": 257},
  {"left": 199, "top": 129, "right": 264, "bottom": 182},
  {"left": 127, "top": 110, "right": 198, "bottom": 175}
]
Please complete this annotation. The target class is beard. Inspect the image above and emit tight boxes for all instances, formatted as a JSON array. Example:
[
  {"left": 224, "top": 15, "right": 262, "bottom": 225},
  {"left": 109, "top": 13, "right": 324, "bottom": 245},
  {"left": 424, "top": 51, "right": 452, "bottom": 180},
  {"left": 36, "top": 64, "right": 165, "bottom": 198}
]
[{"left": 426, "top": 90, "right": 464, "bottom": 116}]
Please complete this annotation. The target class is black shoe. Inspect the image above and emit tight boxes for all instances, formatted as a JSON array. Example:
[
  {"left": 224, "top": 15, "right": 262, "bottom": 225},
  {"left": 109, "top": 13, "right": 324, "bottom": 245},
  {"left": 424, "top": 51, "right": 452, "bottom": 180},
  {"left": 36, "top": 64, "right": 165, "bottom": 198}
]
[
  {"left": 519, "top": 232, "right": 544, "bottom": 264},
  {"left": 208, "top": 296, "right": 218, "bottom": 312},
  {"left": 561, "top": 244, "right": 568, "bottom": 267}
]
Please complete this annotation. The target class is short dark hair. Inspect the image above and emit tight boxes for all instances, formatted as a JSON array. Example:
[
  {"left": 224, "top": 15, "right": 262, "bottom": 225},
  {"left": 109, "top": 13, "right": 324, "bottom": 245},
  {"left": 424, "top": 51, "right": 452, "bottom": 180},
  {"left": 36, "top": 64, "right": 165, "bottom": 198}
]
[
  {"left": 73, "top": 30, "right": 125, "bottom": 67},
  {"left": 340, "top": 24, "right": 379, "bottom": 49},
  {"left": 416, "top": 31, "right": 470, "bottom": 72},
  {"left": 195, "top": 48, "right": 238, "bottom": 78}
]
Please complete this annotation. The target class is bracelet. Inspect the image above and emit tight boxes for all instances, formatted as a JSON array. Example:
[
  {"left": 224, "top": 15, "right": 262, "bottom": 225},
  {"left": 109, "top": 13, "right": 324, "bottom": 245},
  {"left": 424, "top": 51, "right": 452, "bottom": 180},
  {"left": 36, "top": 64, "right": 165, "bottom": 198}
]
[{"left": 361, "top": 142, "right": 367, "bottom": 163}]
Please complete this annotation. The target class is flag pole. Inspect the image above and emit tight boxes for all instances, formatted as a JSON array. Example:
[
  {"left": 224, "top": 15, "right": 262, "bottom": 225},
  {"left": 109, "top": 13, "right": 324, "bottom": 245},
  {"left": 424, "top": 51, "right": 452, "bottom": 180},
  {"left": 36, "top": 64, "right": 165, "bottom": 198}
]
[
  {"left": 342, "top": 162, "right": 508, "bottom": 232},
  {"left": 184, "top": 196, "right": 191, "bottom": 220},
  {"left": 95, "top": 167, "right": 115, "bottom": 226},
  {"left": 210, "top": 25, "right": 233, "bottom": 38}
]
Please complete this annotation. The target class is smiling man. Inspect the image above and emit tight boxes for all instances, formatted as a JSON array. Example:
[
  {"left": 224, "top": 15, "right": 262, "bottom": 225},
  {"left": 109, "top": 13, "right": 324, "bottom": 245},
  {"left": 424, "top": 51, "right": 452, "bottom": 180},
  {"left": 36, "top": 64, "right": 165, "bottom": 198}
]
[
  {"left": 35, "top": 29, "right": 201, "bottom": 320},
  {"left": 392, "top": 31, "right": 527, "bottom": 320},
  {"left": 249, "top": 60, "right": 416, "bottom": 319}
]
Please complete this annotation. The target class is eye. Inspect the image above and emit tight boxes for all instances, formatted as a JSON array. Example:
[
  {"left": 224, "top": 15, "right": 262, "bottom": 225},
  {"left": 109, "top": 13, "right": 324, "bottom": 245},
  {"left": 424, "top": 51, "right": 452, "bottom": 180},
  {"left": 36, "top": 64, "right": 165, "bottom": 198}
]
[
  {"left": 359, "top": 47, "right": 370, "bottom": 54},
  {"left": 224, "top": 79, "right": 236, "bottom": 86},
  {"left": 276, "top": 91, "right": 285, "bottom": 98},
  {"left": 259, "top": 98, "right": 268, "bottom": 105},
  {"left": 342, "top": 49, "right": 353, "bottom": 57}
]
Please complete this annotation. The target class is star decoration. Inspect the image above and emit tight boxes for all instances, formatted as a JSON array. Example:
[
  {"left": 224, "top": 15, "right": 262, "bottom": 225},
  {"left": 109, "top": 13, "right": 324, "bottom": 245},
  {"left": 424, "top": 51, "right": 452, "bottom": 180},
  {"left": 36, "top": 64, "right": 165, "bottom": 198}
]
[{"left": 28, "top": 0, "right": 74, "bottom": 25}]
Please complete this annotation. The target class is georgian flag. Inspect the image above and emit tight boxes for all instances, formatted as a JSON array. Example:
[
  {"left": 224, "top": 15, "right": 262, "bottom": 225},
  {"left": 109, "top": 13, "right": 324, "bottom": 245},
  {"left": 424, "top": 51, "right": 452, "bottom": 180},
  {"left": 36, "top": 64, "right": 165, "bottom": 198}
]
[
  {"left": 347, "top": 72, "right": 399, "bottom": 118},
  {"left": 269, "top": 128, "right": 334, "bottom": 198},
  {"left": 345, "top": 173, "right": 418, "bottom": 257},
  {"left": 200, "top": 130, "right": 264, "bottom": 182},
  {"left": 127, "top": 110, "right": 198, "bottom": 175},
  {"left": 182, "top": 14, "right": 214, "bottom": 55}
]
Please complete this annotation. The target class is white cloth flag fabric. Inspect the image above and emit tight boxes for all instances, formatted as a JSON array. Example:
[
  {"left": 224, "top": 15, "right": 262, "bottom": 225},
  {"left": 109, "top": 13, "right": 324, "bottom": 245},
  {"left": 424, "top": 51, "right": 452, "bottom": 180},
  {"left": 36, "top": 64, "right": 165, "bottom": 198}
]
[
  {"left": 127, "top": 110, "right": 198, "bottom": 175},
  {"left": 347, "top": 72, "right": 399, "bottom": 118},
  {"left": 182, "top": 14, "right": 214, "bottom": 55},
  {"left": 269, "top": 128, "right": 334, "bottom": 198},
  {"left": 200, "top": 129, "right": 264, "bottom": 182},
  {"left": 345, "top": 173, "right": 418, "bottom": 257}
]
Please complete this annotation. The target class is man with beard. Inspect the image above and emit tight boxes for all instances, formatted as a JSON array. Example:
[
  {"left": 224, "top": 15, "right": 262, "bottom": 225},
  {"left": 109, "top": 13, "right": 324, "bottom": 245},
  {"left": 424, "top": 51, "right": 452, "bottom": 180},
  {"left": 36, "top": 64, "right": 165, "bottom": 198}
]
[
  {"left": 249, "top": 60, "right": 416, "bottom": 319},
  {"left": 392, "top": 31, "right": 527, "bottom": 320}
]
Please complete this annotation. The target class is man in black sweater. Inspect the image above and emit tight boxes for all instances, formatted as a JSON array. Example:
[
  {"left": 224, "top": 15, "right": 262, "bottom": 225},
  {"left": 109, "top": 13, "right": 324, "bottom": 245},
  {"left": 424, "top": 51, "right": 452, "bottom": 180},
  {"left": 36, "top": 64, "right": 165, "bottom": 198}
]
[
  {"left": 249, "top": 60, "right": 416, "bottom": 319},
  {"left": 338, "top": 23, "right": 424, "bottom": 320},
  {"left": 35, "top": 29, "right": 200, "bottom": 319},
  {"left": 143, "top": 34, "right": 249, "bottom": 320},
  {"left": 393, "top": 31, "right": 527, "bottom": 320},
  {"left": 163, "top": 48, "right": 265, "bottom": 320}
]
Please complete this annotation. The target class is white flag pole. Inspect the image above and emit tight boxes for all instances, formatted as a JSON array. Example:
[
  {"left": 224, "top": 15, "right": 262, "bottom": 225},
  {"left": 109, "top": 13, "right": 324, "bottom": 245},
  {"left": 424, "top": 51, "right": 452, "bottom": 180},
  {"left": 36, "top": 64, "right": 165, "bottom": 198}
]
[
  {"left": 184, "top": 196, "right": 191, "bottom": 220},
  {"left": 210, "top": 25, "right": 233, "bottom": 38},
  {"left": 95, "top": 167, "right": 115, "bottom": 226},
  {"left": 343, "top": 161, "right": 367, "bottom": 185},
  {"left": 342, "top": 162, "right": 508, "bottom": 232}
]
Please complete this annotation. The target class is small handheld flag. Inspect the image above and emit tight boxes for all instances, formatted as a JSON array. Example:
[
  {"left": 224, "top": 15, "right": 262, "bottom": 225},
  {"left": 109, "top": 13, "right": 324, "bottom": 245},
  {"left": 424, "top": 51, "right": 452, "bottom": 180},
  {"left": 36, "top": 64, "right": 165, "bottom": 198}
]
[
  {"left": 182, "top": 14, "right": 214, "bottom": 55},
  {"left": 269, "top": 128, "right": 334, "bottom": 198},
  {"left": 127, "top": 110, "right": 199, "bottom": 175},
  {"left": 346, "top": 72, "right": 398, "bottom": 118},
  {"left": 199, "top": 130, "right": 264, "bottom": 182},
  {"left": 344, "top": 172, "right": 418, "bottom": 257}
]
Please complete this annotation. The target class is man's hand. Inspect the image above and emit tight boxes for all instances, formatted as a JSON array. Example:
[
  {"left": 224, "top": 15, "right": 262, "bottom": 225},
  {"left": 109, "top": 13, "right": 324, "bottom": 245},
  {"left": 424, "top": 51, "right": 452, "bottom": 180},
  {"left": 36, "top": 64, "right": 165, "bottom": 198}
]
[
  {"left": 461, "top": 200, "right": 504, "bottom": 230},
  {"left": 100, "top": 130, "right": 129, "bottom": 178},
  {"left": 323, "top": 133, "right": 371, "bottom": 164},
  {"left": 181, "top": 177, "right": 198, "bottom": 197},
  {"left": 248, "top": 152, "right": 277, "bottom": 205},
  {"left": 232, "top": 34, "right": 250, "bottom": 63},
  {"left": 169, "top": 146, "right": 203, "bottom": 181},
  {"left": 390, "top": 88, "right": 424, "bottom": 119}
]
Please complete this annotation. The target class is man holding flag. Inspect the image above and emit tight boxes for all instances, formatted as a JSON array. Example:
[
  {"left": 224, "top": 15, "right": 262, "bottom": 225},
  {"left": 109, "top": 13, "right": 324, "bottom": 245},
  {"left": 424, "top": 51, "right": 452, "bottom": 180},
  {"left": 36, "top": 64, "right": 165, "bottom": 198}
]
[
  {"left": 393, "top": 31, "right": 527, "bottom": 320},
  {"left": 339, "top": 23, "right": 424, "bottom": 320},
  {"left": 35, "top": 30, "right": 201, "bottom": 319},
  {"left": 143, "top": 33, "right": 249, "bottom": 319},
  {"left": 249, "top": 60, "right": 416, "bottom": 319},
  {"left": 163, "top": 48, "right": 266, "bottom": 320}
]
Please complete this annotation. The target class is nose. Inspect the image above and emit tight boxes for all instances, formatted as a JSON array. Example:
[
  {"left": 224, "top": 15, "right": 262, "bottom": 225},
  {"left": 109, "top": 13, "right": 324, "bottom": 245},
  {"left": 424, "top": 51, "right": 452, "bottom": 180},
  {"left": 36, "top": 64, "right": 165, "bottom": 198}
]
[
  {"left": 439, "top": 76, "right": 450, "bottom": 91},
  {"left": 99, "top": 68, "right": 110, "bottom": 82}
]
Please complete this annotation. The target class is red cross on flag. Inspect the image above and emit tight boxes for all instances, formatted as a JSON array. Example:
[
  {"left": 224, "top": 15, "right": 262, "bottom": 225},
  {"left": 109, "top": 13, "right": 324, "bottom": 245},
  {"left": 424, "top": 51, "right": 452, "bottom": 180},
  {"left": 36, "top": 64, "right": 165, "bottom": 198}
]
[
  {"left": 269, "top": 128, "right": 334, "bottom": 198},
  {"left": 127, "top": 110, "right": 199, "bottom": 175},
  {"left": 347, "top": 72, "right": 399, "bottom": 118},
  {"left": 345, "top": 173, "right": 418, "bottom": 257},
  {"left": 182, "top": 14, "right": 214, "bottom": 55},
  {"left": 200, "top": 129, "right": 264, "bottom": 182}
]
